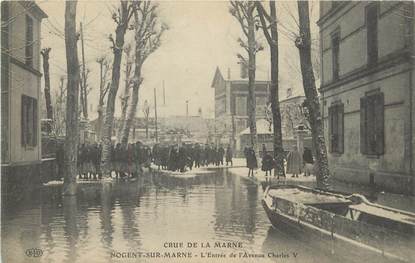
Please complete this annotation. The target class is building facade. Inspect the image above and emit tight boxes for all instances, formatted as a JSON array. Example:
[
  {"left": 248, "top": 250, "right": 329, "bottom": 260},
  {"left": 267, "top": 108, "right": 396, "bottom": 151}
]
[
  {"left": 318, "top": 1, "right": 414, "bottom": 193},
  {"left": 1, "top": 1, "right": 47, "bottom": 166},
  {"left": 211, "top": 67, "right": 270, "bottom": 147}
]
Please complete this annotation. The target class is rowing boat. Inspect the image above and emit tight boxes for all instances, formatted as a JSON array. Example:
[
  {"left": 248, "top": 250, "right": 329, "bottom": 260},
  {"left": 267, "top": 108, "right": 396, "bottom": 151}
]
[{"left": 262, "top": 184, "right": 415, "bottom": 263}]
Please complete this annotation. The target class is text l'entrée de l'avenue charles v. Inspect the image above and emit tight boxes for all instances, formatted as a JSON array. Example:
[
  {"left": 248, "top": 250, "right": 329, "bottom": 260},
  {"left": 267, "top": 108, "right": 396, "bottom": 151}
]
[{"left": 111, "top": 241, "right": 297, "bottom": 260}]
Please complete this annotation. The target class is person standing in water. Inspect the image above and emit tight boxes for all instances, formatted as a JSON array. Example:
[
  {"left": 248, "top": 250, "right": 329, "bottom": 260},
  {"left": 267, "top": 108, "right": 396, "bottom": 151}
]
[{"left": 286, "top": 146, "right": 302, "bottom": 178}]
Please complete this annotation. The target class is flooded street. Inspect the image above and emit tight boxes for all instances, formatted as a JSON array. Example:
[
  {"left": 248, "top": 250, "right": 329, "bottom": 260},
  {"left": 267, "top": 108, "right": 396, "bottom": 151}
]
[{"left": 0, "top": 170, "right": 391, "bottom": 263}]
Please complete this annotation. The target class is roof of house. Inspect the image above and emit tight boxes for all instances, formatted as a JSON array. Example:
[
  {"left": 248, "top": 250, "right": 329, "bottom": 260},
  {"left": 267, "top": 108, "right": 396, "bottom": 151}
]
[
  {"left": 211, "top": 66, "right": 271, "bottom": 88},
  {"left": 211, "top": 67, "right": 225, "bottom": 88},
  {"left": 19, "top": 1, "right": 48, "bottom": 19}
]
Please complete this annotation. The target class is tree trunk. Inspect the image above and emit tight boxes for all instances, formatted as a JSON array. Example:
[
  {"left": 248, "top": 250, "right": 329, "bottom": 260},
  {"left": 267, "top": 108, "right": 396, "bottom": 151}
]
[
  {"left": 296, "top": 1, "right": 330, "bottom": 189},
  {"left": 63, "top": 0, "right": 80, "bottom": 196},
  {"left": 41, "top": 48, "right": 53, "bottom": 123},
  {"left": 117, "top": 59, "right": 132, "bottom": 142},
  {"left": 247, "top": 14, "right": 257, "bottom": 152},
  {"left": 101, "top": 1, "right": 131, "bottom": 178},
  {"left": 257, "top": 1, "right": 285, "bottom": 177},
  {"left": 80, "top": 22, "right": 88, "bottom": 120},
  {"left": 145, "top": 117, "right": 149, "bottom": 139},
  {"left": 120, "top": 62, "right": 142, "bottom": 146},
  {"left": 97, "top": 105, "right": 103, "bottom": 142},
  {"left": 96, "top": 61, "right": 104, "bottom": 142}
]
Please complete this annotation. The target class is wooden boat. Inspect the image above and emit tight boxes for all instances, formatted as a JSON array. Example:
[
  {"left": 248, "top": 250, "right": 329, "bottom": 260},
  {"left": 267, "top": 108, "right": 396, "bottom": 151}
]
[{"left": 262, "top": 184, "right": 415, "bottom": 263}]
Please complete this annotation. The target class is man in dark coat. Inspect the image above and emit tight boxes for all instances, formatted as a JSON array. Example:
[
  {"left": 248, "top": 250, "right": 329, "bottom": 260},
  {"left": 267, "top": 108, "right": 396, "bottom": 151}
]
[
  {"left": 78, "top": 144, "right": 86, "bottom": 179},
  {"left": 168, "top": 145, "right": 178, "bottom": 171},
  {"left": 225, "top": 144, "right": 233, "bottom": 166},
  {"left": 303, "top": 147, "right": 314, "bottom": 176},
  {"left": 261, "top": 146, "right": 275, "bottom": 177},
  {"left": 218, "top": 145, "right": 225, "bottom": 166},
  {"left": 178, "top": 146, "right": 187, "bottom": 173},
  {"left": 246, "top": 147, "right": 257, "bottom": 177},
  {"left": 194, "top": 144, "right": 201, "bottom": 168}
]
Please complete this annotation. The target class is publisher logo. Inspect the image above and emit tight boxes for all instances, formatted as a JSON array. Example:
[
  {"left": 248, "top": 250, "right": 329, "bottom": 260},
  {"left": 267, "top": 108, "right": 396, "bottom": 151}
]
[{"left": 25, "top": 248, "right": 43, "bottom": 257}]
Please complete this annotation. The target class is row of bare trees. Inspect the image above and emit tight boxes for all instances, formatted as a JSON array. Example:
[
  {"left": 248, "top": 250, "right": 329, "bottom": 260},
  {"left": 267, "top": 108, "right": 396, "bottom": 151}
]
[
  {"left": 230, "top": 1, "right": 329, "bottom": 188},
  {"left": 61, "top": 0, "right": 166, "bottom": 193}
]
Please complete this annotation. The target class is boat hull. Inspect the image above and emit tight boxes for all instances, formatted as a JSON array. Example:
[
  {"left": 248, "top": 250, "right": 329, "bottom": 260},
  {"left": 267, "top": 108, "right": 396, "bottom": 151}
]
[{"left": 262, "top": 198, "right": 410, "bottom": 263}]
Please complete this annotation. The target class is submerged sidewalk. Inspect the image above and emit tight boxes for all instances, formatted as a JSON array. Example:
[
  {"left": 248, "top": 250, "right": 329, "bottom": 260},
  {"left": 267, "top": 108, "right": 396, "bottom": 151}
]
[{"left": 225, "top": 159, "right": 415, "bottom": 213}]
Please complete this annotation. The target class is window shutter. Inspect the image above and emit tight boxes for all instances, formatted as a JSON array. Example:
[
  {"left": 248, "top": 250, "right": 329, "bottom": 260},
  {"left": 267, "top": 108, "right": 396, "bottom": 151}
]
[
  {"left": 375, "top": 93, "right": 384, "bottom": 155},
  {"left": 338, "top": 104, "right": 344, "bottom": 153},
  {"left": 33, "top": 99, "right": 38, "bottom": 146},
  {"left": 21, "top": 96, "right": 26, "bottom": 146},
  {"left": 328, "top": 106, "right": 333, "bottom": 153},
  {"left": 360, "top": 97, "right": 367, "bottom": 154}
]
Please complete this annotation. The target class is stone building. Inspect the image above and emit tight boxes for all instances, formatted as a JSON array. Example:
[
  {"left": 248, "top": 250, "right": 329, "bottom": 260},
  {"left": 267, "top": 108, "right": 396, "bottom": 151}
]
[
  {"left": 211, "top": 67, "right": 270, "bottom": 147},
  {"left": 1, "top": 2, "right": 50, "bottom": 197},
  {"left": 318, "top": 1, "right": 414, "bottom": 193},
  {"left": 1, "top": 2, "right": 47, "bottom": 166}
]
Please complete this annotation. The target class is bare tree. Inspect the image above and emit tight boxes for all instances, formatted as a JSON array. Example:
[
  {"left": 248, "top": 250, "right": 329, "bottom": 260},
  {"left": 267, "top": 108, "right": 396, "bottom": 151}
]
[
  {"left": 52, "top": 76, "right": 66, "bottom": 136},
  {"left": 296, "top": 1, "right": 329, "bottom": 189},
  {"left": 117, "top": 44, "right": 133, "bottom": 141},
  {"left": 79, "top": 22, "right": 89, "bottom": 120},
  {"left": 120, "top": 1, "right": 167, "bottom": 146},
  {"left": 40, "top": 48, "right": 53, "bottom": 127},
  {"left": 100, "top": 0, "right": 135, "bottom": 179},
  {"left": 63, "top": 0, "right": 80, "bottom": 196},
  {"left": 96, "top": 57, "right": 111, "bottom": 142},
  {"left": 229, "top": 1, "right": 263, "bottom": 153},
  {"left": 142, "top": 99, "right": 150, "bottom": 139},
  {"left": 281, "top": 102, "right": 310, "bottom": 137},
  {"left": 256, "top": 1, "right": 285, "bottom": 177}
]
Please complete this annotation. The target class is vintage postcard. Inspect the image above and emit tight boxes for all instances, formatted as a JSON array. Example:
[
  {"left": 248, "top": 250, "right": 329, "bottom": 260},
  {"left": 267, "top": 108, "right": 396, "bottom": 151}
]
[{"left": 1, "top": 0, "right": 414, "bottom": 262}]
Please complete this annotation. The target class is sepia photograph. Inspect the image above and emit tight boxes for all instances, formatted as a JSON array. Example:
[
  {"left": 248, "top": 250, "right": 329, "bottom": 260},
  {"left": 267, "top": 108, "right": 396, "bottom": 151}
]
[{"left": 1, "top": 0, "right": 414, "bottom": 262}]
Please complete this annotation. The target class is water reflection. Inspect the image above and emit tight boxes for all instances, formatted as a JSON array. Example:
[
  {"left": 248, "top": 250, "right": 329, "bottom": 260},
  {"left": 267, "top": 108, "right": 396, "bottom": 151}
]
[
  {"left": 62, "top": 196, "right": 79, "bottom": 263},
  {"left": 2, "top": 170, "right": 348, "bottom": 263}
]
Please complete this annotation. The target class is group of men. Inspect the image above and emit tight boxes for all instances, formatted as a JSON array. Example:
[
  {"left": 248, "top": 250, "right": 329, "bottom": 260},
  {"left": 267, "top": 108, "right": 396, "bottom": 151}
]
[
  {"left": 63, "top": 141, "right": 234, "bottom": 179},
  {"left": 152, "top": 143, "right": 234, "bottom": 172},
  {"left": 76, "top": 142, "right": 152, "bottom": 179}
]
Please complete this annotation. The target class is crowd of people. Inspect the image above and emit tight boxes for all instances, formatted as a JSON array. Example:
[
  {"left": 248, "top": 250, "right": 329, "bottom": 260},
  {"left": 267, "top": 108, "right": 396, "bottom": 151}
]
[
  {"left": 152, "top": 143, "right": 234, "bottom": 172},
  {"left": 246, "top": 144, "right": 315, "bottom": 178},
  {"left": 75, "top": 142, "right": 152, "bottom": 180},
  {"left": 62, "top": 142, "right": 234, "bottom": 180},
  {"left": 56, "top": 140, "right": 314, "bottom": 180}
]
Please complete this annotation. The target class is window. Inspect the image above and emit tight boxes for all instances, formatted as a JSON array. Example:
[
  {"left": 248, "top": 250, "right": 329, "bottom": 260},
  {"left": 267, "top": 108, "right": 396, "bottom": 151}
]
[
  {"left": 360, "top": 92, "right": 384, "bottom": 155},
  {"left": 331, "top": 32, "right": 340, "bottom": 81},
  {"left": 21, "top": 95, "right": 38, "bottom": 147},
  {"left": 1, "top": 2, "right": 9, "bottom": 90},
  {"left": 235, "top": 96, "right": 247, "bottom": 116},
  {"left": 366, "top": 3, "right": 378, "bottom": 66},
  {"left": 328, "top": 102, "right": 344, "bottom": 153},
  {"left": 256, "top": 96, "right": 267, "bottom": 116},
  {"left": 25, "top": 15, "right": 33, "bottom": 67}
]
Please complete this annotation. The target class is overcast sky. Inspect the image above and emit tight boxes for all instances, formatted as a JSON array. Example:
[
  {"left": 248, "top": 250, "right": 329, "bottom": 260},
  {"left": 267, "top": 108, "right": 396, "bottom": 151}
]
[{"left": 37, "top": 0, "right": 319, "bottom": 120}]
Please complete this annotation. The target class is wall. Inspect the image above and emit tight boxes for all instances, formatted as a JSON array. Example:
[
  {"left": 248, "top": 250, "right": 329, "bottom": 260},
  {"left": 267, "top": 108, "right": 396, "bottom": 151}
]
[
  {"left": 319, "top": 2, "right": 414, "bottom": 194},
  {"left": 320, "top": 2, "right": 406, "bottom": 86},
  {"left": 6, "top": 2, "right": 43, "bottom": 165}
]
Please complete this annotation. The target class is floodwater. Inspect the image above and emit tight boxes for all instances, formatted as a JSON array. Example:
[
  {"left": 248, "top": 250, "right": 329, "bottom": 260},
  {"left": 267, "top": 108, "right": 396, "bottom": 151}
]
[{"left": 0, "top": 169, "right": 407, "bottom": 263}]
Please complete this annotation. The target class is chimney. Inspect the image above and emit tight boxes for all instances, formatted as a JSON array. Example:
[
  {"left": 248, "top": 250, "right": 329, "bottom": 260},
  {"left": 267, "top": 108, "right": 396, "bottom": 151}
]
[{"left": 227, "top": 68, "right": 231, "bottom": 80}]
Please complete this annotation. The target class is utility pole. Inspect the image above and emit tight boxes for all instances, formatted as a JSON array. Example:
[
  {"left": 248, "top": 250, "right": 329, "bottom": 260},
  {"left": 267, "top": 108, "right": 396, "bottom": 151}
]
[
  {"left": 163, "top": 80, "right": 166, "bottom": 106},
  {"left": 154, "top": 88, "right": 158, "bottom": 143},
  {"left": 80, "top": 22, "right": 88, "bottom": 119},
  {"left": 231, "top": 114, "right": 236, "bottom": 152},
  {"left": 186, "top": 100, "right": 189, "bottom": 117}
]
